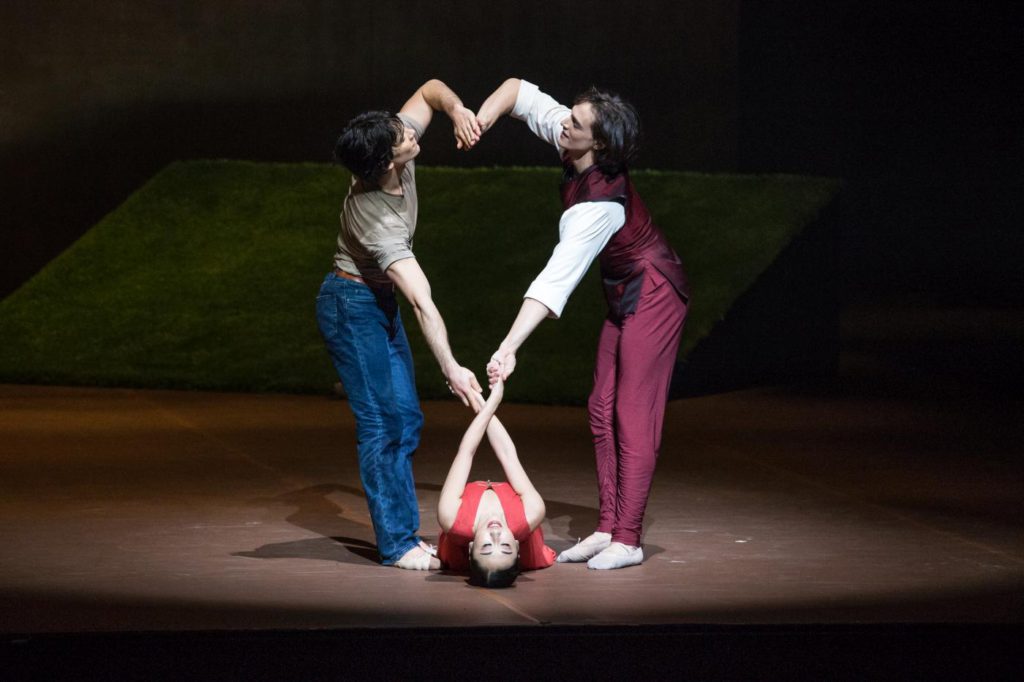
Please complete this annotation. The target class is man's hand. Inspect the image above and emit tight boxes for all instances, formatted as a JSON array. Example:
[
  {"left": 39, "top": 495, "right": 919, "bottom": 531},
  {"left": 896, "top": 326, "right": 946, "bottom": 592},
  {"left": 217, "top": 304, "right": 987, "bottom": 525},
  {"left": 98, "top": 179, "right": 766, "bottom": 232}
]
[
  {"left": 475, "top": 111, "right": 495, "bottom": 136},
  {"left": 474, "top": 78, "right": 521, "bottom": 143},
  {"left": 445, "top": 365, "right": 483, "bottom": 407},
  {"left": 450, "top": 104, "right": 481, "bottom": 150},
  {"left": 487, "top": 348, "right": 517, "bottom": 386}
]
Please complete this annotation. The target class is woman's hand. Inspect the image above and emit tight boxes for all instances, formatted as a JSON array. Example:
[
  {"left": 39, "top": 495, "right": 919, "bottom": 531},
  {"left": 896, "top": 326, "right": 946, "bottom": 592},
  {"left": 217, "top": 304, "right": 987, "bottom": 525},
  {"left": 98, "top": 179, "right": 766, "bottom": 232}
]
[
  {"left": 467, "top": 389, "right": 487, "bottom": 414},
  {"left": 487, "top": 376, "right": 505, "bottom": 401},
  {"left": 487, "top": 349, "right": 516, "bottom": 386}
]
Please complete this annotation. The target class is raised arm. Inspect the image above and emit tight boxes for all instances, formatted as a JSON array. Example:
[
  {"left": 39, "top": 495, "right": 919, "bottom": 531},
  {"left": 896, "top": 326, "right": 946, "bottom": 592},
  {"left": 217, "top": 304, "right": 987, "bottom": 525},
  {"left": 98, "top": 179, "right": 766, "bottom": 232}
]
[
  {"left": 477, "top": 77, "right": 568, "bottom": 149},
  {"left": 437, "top": 381, "right": 504, "bottom": 532},
  {"left": 488, "top": 201, "right": 625, "bottom": 384},
  {"left": 481, "top": 385, "right": 546, "bottom": 531},
  {"left": 386, "top": 257, "right": 481, "bottom": 406},
  {"left": 476, "top": 77, "right": 522, "bottom": 134},
  {"left": 487, "top": 299, "right": 550, "bottom": 384},
  {"left": 399, "top": 79, "right": 480, "bottom": 150}
]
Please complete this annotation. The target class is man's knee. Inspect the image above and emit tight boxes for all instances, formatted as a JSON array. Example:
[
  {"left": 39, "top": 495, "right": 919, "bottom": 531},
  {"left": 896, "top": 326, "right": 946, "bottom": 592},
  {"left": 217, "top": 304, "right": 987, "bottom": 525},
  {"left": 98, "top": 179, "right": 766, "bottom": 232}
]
[
  {"left": 356, "top": 405, "right": 405, "bottom": 446},
  {"left": 588, "top": 397, "right": 615, "bottom": 440}
]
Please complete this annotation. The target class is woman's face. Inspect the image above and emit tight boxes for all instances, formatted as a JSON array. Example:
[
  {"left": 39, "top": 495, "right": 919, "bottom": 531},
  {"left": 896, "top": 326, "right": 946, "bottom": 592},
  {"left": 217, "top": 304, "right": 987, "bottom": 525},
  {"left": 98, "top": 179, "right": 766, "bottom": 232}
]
[
  {"left": 559, "top": 102, "right": 600, "bottom": 155},
  {"left": 470, "top": 519, "right": 519, "bottom": 572}
]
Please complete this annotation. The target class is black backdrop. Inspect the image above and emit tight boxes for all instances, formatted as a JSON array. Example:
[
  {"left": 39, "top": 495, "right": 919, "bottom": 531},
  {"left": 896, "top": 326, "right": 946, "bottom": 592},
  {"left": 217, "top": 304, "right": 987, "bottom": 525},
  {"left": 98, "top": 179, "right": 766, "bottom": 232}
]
[{"left": 1, "top": 1, "right": 1019, "bottom": 304}]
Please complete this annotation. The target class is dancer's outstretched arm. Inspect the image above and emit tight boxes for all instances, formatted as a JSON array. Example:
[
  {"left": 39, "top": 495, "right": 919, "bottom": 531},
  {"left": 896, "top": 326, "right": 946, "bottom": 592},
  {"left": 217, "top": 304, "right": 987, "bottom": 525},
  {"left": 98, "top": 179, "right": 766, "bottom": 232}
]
[
  {"left": 436, "top": 382, "right": 503, "bottom": 532},
  {"left": 476, "top": 77, "right": 521, "bottom": 135},
  {"left": 480, "top": 77, "right": 618, "bottom": 384},
  {"left": 478, "top": 77, "right": 556, "bottom": 384},
  {"left": 482, "top": 383, "right": 546, "bottom": 532},
  {"left": 399, "top": 79, "right": 481, "bottom": 150},
  {"left": 477, "top": 77, "right": 567, "bottom": 149},
  {"left": 387, "top": 258, "right": 482, "bottom": 407}
]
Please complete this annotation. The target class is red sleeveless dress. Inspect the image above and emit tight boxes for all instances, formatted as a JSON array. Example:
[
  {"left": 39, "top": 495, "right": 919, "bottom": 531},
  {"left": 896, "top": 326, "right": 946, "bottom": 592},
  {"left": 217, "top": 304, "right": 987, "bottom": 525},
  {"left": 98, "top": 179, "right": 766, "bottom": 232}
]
[{"left": 437, "top": 481, "right": 556, "bottom": 571}]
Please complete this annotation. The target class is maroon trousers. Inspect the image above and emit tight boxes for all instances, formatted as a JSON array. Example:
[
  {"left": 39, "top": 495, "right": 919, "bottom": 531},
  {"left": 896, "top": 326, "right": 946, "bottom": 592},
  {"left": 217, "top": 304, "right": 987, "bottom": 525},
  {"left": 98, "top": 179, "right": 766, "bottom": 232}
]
[{"left": 587, "top": 266, "right": 687, "bottom": 547}]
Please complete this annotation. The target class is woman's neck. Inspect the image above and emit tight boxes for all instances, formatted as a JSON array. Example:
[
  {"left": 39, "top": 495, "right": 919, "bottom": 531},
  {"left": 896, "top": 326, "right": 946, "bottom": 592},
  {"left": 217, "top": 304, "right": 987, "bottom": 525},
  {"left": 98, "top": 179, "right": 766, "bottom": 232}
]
[{"left": 471, "top": 487, "right": 508, "bottom": 533}]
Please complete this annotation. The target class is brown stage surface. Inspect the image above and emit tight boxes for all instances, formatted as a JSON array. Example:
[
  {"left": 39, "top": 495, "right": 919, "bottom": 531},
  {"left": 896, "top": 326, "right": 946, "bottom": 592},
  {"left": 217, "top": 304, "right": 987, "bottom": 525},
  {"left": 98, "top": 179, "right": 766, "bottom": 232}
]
[
  {"left": 0, "top": 305, "right": 1021, "bottom": 677},
  {"left": 1, "top": 375, "right": 1021, "bottom": 632}
]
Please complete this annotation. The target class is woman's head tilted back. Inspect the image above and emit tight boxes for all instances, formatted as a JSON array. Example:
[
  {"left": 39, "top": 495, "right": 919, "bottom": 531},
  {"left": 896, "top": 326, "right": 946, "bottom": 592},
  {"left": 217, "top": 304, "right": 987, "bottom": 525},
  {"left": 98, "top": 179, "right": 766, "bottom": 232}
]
[
  {"left": 468, "top": 523, "right": 520, "bottom": 588},
  {"left": 464, "top": 380, "right": 520, "bottom": 587},
  {"left": 574, "top": 88, "right": 642, "bottom": 176}
]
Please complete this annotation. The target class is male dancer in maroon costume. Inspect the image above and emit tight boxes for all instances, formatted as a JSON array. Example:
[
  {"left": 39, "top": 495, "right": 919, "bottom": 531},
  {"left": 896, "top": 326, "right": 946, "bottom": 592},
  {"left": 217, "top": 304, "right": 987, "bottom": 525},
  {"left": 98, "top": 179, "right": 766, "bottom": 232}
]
[{"left": 477, "top": 78, "right": 689, "bottom": 569}]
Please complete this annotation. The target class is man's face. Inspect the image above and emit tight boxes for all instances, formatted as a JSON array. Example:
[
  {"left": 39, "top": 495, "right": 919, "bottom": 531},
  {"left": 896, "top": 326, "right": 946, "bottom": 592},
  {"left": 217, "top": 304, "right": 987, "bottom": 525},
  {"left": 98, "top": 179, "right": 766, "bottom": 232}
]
[
  {"left": 391, "top": 121, "right": 420, "bottom": 166},
  {"left": 559, "top": 102, "right": 599, "bottom": 154}
]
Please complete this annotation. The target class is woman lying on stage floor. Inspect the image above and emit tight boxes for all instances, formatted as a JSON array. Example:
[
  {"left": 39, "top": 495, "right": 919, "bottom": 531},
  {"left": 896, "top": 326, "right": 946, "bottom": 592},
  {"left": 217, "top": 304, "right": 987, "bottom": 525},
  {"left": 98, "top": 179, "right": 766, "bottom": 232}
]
[{"left": 435, "top": 379, "right": 556, "bottom": 587}]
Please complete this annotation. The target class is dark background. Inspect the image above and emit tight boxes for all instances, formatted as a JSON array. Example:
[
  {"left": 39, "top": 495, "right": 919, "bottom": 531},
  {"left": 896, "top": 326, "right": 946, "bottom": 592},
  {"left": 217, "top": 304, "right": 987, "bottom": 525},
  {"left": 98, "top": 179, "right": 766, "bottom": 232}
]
[
  {"left": 0, "top": 5, "right": 1020, "bottom": 671},
  {"left": 1, "top": 0, "right": 1020, "bottom": 306}
]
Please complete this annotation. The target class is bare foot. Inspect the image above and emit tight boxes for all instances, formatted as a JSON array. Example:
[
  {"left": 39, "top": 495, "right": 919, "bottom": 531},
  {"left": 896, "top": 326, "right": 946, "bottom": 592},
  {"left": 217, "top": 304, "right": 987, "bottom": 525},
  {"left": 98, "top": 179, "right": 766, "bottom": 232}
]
[{"left": 395, "top": 546, "right": 440, "bottom": 570}]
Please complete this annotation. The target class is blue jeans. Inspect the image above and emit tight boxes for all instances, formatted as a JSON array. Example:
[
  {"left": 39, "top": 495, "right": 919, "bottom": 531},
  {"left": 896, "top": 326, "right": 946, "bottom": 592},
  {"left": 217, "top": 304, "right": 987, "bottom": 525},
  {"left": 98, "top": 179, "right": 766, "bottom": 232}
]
[{"left": 316, "top": 273, "right": 425, "bottom": 565}]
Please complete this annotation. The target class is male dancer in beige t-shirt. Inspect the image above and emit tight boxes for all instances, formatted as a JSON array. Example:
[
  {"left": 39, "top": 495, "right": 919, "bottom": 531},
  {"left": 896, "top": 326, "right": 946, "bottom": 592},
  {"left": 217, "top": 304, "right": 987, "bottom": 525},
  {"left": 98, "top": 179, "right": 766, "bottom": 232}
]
[{"left": 316, "top": 80, "right": 482, "bottom": 570}]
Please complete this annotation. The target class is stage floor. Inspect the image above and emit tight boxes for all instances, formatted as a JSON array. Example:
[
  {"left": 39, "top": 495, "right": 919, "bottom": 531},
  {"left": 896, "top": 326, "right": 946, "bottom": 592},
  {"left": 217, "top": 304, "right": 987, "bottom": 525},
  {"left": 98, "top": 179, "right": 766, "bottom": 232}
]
[{"left": 1, "top": 353, "right": 1020, "bottom": 634}]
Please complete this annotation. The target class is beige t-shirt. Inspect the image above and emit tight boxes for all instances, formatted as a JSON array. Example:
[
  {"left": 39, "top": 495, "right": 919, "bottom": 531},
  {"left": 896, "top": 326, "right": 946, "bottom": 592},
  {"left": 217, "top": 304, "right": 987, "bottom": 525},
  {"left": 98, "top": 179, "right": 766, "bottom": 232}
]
[{"left": 332, "top": 113, "right": 426, "bottom": 287}]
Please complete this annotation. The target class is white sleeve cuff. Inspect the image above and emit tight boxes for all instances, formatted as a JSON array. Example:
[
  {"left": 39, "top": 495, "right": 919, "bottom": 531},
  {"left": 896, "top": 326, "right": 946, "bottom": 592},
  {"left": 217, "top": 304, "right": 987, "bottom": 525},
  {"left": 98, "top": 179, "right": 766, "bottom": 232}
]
[
  {"left": 521, "top": 202, "right": 626, "bottom": 320},
  {"left": 523, "top": 284, "right": 567, "bottom": 319}
]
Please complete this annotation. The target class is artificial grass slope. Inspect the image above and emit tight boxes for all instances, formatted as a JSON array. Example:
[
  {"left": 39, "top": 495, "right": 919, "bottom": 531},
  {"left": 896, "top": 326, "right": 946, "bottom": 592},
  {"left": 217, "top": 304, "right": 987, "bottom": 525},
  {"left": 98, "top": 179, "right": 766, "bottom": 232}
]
[{"left": 0, "top": 161, "right": 837, "bottom": 403}]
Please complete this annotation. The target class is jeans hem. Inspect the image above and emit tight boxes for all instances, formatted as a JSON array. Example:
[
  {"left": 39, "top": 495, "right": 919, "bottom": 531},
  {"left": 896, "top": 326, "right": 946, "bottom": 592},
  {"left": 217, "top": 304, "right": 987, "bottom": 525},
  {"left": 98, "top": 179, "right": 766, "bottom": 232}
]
[{"left": 379, "top": 538, "right": 421, "bottom": 566}]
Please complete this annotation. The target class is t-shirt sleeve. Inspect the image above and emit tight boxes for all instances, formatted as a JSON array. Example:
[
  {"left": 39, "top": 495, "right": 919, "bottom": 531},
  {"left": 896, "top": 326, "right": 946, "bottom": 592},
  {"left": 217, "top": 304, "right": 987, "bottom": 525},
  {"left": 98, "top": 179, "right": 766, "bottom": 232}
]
[
  {"left": 397, "top": 112, "right": 426, "bottom": 142},
  {"left": 364, "top": 218, "right": 414, "bottom": 273},
  {"left": 344, "top": 191, "right": 415, "bottom": 274}
]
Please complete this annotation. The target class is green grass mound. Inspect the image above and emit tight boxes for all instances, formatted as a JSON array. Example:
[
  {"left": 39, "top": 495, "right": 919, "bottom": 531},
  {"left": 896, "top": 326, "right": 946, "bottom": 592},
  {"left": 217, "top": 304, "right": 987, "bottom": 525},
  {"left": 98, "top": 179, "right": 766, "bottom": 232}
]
[{"left": 0, "top": 161, "right": 838, "bottom": 404}]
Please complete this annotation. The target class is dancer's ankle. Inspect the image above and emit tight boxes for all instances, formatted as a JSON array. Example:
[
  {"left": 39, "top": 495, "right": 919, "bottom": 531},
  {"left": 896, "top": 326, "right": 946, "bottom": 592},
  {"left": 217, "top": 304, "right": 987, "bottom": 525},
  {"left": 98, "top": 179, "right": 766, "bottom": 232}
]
[{"left": 395, "top": 545, "right": 440, "bottom": 570}]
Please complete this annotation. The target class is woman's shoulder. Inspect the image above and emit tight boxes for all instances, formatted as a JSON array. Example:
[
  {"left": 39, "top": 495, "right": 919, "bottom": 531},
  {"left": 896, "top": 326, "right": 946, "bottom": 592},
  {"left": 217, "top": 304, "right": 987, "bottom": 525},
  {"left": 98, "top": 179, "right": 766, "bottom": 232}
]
[{"left": 492, "top": 483, "right": 530, "bottom": 538}]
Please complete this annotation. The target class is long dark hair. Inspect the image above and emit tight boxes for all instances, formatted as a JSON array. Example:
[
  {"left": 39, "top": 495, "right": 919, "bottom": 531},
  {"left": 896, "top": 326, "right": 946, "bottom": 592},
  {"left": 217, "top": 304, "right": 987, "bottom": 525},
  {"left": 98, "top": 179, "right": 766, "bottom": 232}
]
[{"left": 574, "top": 87, "right": 642, "bottom": 176}]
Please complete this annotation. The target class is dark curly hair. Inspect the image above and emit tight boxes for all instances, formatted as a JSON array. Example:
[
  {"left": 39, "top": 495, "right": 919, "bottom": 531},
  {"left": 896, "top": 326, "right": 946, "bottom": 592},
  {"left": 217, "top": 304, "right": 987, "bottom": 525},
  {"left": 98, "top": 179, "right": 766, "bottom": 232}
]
[
  {"left": 468, "top": 554, "right": 520, "bottom": 589},
  {"left": 574, "top": 88, "right": 642, "bottom": 177},
  {"left": 333, "top": 111, "right": 404, "bottom": 183}
]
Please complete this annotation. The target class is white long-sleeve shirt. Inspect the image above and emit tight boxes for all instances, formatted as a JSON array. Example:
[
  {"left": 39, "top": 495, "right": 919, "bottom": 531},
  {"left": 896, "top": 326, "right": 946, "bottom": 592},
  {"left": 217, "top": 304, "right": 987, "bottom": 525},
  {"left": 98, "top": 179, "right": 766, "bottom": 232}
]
[{"left": 511, "top": 80, "right": 626, "bottom": 319}]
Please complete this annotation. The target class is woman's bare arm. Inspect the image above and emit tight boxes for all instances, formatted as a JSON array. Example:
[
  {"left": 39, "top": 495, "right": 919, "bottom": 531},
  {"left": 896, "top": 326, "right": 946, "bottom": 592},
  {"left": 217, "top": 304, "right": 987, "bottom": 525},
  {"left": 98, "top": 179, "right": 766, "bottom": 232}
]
[
  {"left": 484, "top": 390, "right": 546, "bottom": 531},
  {"left": 436, "top": 382, "right": 503, "bottom": 531}
]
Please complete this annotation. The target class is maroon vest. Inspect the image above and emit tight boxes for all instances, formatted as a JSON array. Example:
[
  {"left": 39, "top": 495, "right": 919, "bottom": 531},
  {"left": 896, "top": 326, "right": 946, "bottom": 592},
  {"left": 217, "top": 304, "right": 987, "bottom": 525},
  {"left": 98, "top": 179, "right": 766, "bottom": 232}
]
[{"left": 560, "top": 163, "right": 689, "bottom": 320}]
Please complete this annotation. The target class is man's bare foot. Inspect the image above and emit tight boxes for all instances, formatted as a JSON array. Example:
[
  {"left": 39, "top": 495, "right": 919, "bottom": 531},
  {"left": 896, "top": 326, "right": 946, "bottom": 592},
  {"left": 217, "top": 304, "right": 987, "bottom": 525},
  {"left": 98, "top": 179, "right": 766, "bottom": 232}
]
[{"left": 395, "top": 545, "right": 440, "bottom": 570}]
